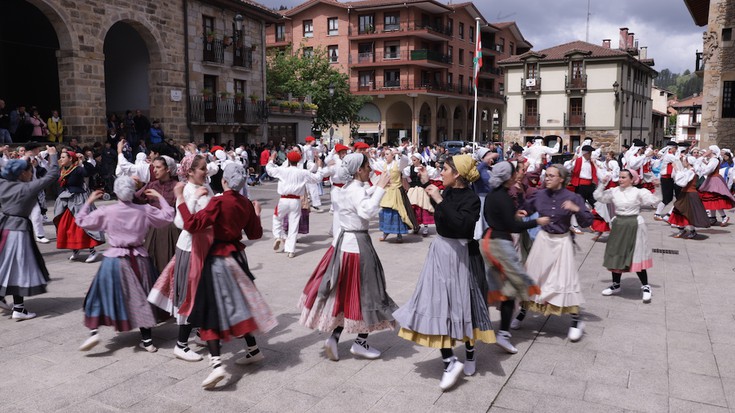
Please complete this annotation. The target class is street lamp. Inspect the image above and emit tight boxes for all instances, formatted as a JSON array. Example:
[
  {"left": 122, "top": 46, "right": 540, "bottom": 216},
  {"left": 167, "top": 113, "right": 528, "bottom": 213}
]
[
  {"left": 612, "top": 81, "right": 620, "bottom": 102},
  {"left": 328, "top": 82, "right": 335, "bottom": 97},
  {"left": 327, "top": 82, "right": 335, "bottom": 149},
  {"left": 234, "top": 14, "right": 243, "bottom": 31}
]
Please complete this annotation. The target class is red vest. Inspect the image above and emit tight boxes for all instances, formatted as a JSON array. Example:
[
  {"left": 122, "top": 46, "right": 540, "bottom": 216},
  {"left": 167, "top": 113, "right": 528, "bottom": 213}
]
[{"left": 571, "top": 157, "right": 597, "bottom": 186}]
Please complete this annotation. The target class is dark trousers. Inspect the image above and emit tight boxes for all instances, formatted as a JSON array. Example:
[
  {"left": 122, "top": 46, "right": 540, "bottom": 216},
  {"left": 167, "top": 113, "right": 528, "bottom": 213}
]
[
  {"left": 575, "top": 184, "right": 596, "bottom": 208},
  {"left": 660, "top": 177, "right": 681, "bottom": 205}
]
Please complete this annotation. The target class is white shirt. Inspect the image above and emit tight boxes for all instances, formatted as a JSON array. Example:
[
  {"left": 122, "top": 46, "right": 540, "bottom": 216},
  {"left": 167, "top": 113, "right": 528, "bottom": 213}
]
[
  {"left": 334, "top": 180, "right": 385, "bottom": 252},
  {"left": 174, "top": 181, "right": 213, "bottom": 251},
  {"left": 673, "top": 168, "right": 695, "bottom": 187},
  {"left": 116, "top": 153, "right": 150, "bottom": 182},
  {"left": 593, "top": 184, "right": 659, "bottom": 216},
  {"left": 596, "top": 159, "right": 620, "bottom": 183},
  {"left": 564, "top": 157, "right": 593, "bottom": 180},
  {"left": 266, "top": 161, "right": 324, "bottom": 196}
]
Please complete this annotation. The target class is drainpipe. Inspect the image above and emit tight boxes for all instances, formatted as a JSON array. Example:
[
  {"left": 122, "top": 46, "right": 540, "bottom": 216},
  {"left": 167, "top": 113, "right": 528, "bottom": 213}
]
[
  {"left": 261, "top": 20, "right": 268, "bottom": 145},
  {"left": 183, "top": 0, "right": 193, "bottom": 141}
]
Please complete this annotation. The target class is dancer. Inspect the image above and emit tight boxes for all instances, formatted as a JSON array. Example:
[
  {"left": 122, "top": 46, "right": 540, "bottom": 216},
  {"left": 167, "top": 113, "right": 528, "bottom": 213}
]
[
  {"left": 654, "top": 141, "right": 680, "bottom": 221},
  {"left": 590, "top": 151, "right": 620, "bottom": 240},
  {"left": 135, "top": 155, "right": 180, "bottom": 273},
  {"left": 174, "top": 163, "right": 278, "bottom": 389},
  {"left": 481, "top": 162, "right": 548, "bottom": 354},
  {"left": 268, "top": 150, "right": 325, "bottom": 258},
  {"left": 698, "top": 146, "right": 735, "bottom": 226},
  {"left": 302, "top": 136, "right": 324, "bottom": 212},
  {"left": 564, "top": 144, "right": 597, "bottom": 234},
  {"left": 669, "top": 156, "right": 711, "bottom": 238},
  {"left": 77, "top": 177, "right": 174, "bottom": 352},
  {"left": 394, "top": 155, "right": 496, "bottom": 391},
  {"left": 299, "top": 153, "right": 396, "bottom": 361},
  {"left": 594, "top": 170, "right": 658, "bottom": 302},
  {"left": 473, "top": 147, "right": 498, "bottom": 239},
  {"left": 325, "top": 143, "right": 349, "bottom": 237},
  {"left": 376, "top": 149, "right": 416, "bottom": 242},
  {"left": 513, "top": 164, "right": 593, "bottom": 341},
  {"left": 523, "top": 136, "right": 560, "bottom": 173},
  {"left": 0, "top": 146, "right": 59, "bottom": 319},
  {"left": 54, "top": 150, "right": 105, "bottom": 263},
  {"left": 148, "top": 154, "right": 213, "bottom": 362},
  {"left": 404, "top": 153, "right": 437, "bottom": 236}
]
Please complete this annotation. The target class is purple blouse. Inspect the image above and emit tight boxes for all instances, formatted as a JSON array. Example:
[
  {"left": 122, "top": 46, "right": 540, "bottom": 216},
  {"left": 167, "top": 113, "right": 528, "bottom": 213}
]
[{"left": 522, "top": 187, "right": 593, "bottom": 234}]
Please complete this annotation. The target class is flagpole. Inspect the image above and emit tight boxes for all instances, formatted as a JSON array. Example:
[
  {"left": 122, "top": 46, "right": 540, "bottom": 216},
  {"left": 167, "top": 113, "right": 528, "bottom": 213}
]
[{"left": 472, "top": 17, "right": 480, "bottom": 145}]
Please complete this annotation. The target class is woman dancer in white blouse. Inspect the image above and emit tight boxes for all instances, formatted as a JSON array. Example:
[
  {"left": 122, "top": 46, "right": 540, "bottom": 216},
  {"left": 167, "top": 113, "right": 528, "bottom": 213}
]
[{"left": 594, "top": 169, "right": 658, "bottom": 302}]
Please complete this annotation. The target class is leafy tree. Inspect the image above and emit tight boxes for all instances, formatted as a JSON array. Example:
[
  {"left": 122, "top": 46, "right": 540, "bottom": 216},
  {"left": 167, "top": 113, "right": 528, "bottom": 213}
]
[
  {"left": 267, "top": 46, "right": 371, "bottom": 137},
  {"left": 656, "top": 68, "right": 702, "bottom": 99}
]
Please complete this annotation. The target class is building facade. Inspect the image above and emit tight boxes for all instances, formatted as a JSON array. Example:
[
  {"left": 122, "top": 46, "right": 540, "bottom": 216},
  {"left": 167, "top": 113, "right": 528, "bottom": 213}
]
[
  {"left": 685, "top": 0, "right": 735, "bottom": 148},
  {"left": 651, "top": 85, "right": 674, "bottom": 147},
  {"left": 266, "top": 0, "right": 531, "bottom": 146},
  {"left": 671, "top": 94, "right": 703, "bottom": 143},
  {"left": 0, "top": 0, "right": 280, "bottom": 144},
  {"left": 499, "top": 29, "right": 657, "bottom": 152}
]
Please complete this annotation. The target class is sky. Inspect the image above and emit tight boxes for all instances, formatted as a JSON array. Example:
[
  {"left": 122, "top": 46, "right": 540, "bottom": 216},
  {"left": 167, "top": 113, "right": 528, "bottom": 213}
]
[{"left": 256, "top": 0, "right": 705, "bottom": 75}]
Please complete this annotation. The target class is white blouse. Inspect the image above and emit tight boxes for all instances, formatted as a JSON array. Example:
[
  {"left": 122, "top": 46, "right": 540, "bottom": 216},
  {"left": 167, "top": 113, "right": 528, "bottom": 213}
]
[
  {"left": 333, "top": 180, "right": 385, "bottom": 253},
  {"left": 174, "top": 181, "right": 213, "bottom": 251},
  {"left": 593, "top": 184, "right": 659, "bottom": 216}
]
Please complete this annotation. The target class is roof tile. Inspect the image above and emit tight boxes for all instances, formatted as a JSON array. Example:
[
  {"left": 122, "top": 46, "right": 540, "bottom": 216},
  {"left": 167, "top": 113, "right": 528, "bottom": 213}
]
[{"left": 499, "top": 40, "right": 633, "bottom": 64}]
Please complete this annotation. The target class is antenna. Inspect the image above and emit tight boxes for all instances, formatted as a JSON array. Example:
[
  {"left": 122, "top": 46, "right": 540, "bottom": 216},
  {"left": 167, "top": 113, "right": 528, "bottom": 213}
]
[
  {"left": 496, "top": 11, "right": 517, "bottom": 21},
  {"left": 585, "top": 0, "right": 591, "bottom": 42}
]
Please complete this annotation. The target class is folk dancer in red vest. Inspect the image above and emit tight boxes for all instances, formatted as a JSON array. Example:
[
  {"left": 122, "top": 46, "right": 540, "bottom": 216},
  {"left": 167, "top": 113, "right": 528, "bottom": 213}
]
[
  {"left": 564, "top": 144, "right": 597, "bottom": 234},
  {"left": 654, "top": 141, "right": 681, "bottom": 221},
  {"left": 698, "top": 145, "right": 735, "bottom": 226}
]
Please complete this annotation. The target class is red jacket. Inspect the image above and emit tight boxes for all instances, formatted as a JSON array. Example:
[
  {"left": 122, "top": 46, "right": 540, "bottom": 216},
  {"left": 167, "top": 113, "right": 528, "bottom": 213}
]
[
  {"left": 570, "top": 157, "right": 597, "bottom": 187},
  {"left": 259, "top": 150, "right": 270, "bottom": 166}
]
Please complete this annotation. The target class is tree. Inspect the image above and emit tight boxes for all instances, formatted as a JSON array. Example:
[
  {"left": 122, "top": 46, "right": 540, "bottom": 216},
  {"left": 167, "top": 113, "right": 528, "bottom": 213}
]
[
  {"left": 267, "top": 46, "right": 371, "bottom": 137},
  {"left": 655, "top": 68, "right": 702, "bottom": 99}
]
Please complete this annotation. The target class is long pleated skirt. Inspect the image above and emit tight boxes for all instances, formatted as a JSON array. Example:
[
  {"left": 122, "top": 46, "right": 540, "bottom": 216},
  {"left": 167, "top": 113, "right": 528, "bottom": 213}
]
[
  {"left": 523, "top": 230, "right": 584, "bottom": 316},
  {"left": 393, "top": 236, "right": 495, "bottom": 348},
  {"left": 603, "top": 215, "right": 653, "bottom": 273},
  {"left": 188, "top": 252, "right": 277, "bottom": 341},
  {"left": 0, "top": 229, "right": 49, "bottom": 297},
  {"left": 83, "top": 255, "right": 161, "bottom": 331},
  {"left": 144, "top": 223, "right": 181, "bottom": 274},
  {"left": 481, "top": 232, "right": 540, "bottom": 306}
]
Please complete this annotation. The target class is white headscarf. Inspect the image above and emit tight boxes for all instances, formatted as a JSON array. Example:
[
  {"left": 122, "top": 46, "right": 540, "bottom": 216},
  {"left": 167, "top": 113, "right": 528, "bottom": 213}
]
[
  {"left": 114, "top": 176, "right": 136, "bottom": 202},
  {"left": 337, "top": 153, "right": 365, "bottom": 185}
]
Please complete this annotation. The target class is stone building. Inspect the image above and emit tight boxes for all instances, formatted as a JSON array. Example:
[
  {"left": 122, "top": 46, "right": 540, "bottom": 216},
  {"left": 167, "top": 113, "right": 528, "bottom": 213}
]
[
  {"left": 499, "top": 29, "right": 657, "bottom": 152},
  {"left": 685, "top": 0, "right": 735, "bottom": 148},
  {"left": 0, "top": 0, "right": 280, "bottom": 144},
  {"left": 267, "top": 0, "right": 531, "bottom": 146}
]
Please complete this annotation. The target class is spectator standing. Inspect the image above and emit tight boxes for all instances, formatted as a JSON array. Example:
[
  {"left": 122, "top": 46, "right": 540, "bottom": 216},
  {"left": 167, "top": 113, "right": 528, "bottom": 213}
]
[
  {"left": 149, "top": 120, "right": 164, "bottom": 144},
  {"left": 134, "top": 109, "right": 151, "bottom": 145},
  {"left": 47, "top": 110, "right": 63, "bottom": 143},
  {"left": 259, "top": 145, "right": 271, "bottom": 181},
  {"left": 123, "top": 111, "right": 138, "bottom": 152},
  {"left": 68, "top": 137, "right": 83, "bottom": 154},
  {"left": 0, "top": 99, "right": 12, "bottom": 144},
  {"left": 29, "top": 109, "right": 47, "bottom": 141},
  {"left": 10, "top": 105, "right": 30, "bottom": 142}
]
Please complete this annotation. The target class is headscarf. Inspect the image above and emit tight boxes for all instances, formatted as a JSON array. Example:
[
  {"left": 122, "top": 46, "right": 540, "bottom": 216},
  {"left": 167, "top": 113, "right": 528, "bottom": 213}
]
[
  {"left": 410, "top": 152, "right": 424, "bottom": 163},
  {"left": 488, "top": 161, "right": 514, "bottom": 189},
  {"left": 214, "top": 149, "right": 227, "bottom": 161},
  {"left": 135, "top": 152, "right": 147, "bottom": 165},
  {"left": 114, "top": 176, "right": 137, "bottom": 202},
  {"left": 222, "top": 162, "right": 247, "bottom": 191},
  {"left": 161, "top": 155, "right": 177, "bottom": 176},
  {"left": 475, "top": 147, "right": 491, "bottom": 162},
  {"left": 1, "top": 159, "right": 29, "bottom": 181},
  {"left": 626, "top": 169, "right": 641, "bottom": 185},
  {"left": 451, "top": 154, "right": 480, "bottom": 183},
  {"left": 336, "top": 153, "right": 365, "bottom": 184},
  {"left": 177, "top": 154, "right": 196, "bottom": 181},
  {"left": 709, "top": 145, "right": 721, "bottom": 158}
]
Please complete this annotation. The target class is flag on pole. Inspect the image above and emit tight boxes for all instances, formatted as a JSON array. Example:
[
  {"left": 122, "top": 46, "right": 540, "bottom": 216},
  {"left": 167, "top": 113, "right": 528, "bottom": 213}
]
[{"left": 473, "top": 29, "right": 482, "bottom": 89}]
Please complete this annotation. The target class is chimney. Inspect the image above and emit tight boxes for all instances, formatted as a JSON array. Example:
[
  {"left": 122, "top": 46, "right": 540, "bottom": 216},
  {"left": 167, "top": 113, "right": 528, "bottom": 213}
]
[
  {"left": 619, "top": 27, "right": 629, "bottom": 49},
  {"left": 640, "top": 46, "right": 647, "bottom": 60},
  {"left": 602, "top": 39, "right": 611, "bottom": 48},
  {"left": 627, "top": 33, "right": 635, "bottom": 49}
]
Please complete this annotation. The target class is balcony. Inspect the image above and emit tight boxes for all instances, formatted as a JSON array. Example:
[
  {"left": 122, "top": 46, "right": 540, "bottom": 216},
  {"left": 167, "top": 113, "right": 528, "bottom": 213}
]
[
  {"left": 410, "top": 49, "right": 451, "bottom": 67},
  {"left": 233, "top": 46, "right": 253, "bottom": 69},
  {"left": 349, "top": 20, "right": 451, "bottom": 40},
  {"left": 565, "top": 74, "right": 587, "bottom": 92},
  {"left": 564, "top": 112, "right": 586, "bottom": 129},
  {"left": 520, "top": 113, "right": 540, "bottom": 128},
  {"left": 350, "top": 50, "right": 406, "bottom": 65},
  {"left": 190, "top": 96, "right": 266, "bottom": 124},
  {"left": 695, "top": 51, "right": 704, "bottom": 75},
  {"left": 521, "top": 77, "right": 541, "bottom": 94},
  {"left": 203, "top": 39, "right": 225, "bottom": 64},
  {"left": 479, "top": 66, "right": 503, "bottom": 77}
]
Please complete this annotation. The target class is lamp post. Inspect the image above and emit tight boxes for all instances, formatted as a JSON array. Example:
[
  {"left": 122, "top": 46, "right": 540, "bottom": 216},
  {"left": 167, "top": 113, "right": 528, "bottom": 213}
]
[{"left": 327, "top": 82, "right": 335, "bottom": 149}]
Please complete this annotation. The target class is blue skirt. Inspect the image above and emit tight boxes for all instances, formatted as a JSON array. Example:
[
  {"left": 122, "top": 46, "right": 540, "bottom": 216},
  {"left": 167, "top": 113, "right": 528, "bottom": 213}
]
[
  {"left": 379, "top": 208, "right": 408, "bottom": 234},
  {"left": 83, "top": 256, "right": 161, "bottom": 332}
]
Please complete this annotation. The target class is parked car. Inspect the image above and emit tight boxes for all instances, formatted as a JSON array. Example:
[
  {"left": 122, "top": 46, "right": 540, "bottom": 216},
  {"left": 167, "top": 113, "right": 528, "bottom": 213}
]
[{"left": 439, "top": 140, "right": 468, "bottom": 155}]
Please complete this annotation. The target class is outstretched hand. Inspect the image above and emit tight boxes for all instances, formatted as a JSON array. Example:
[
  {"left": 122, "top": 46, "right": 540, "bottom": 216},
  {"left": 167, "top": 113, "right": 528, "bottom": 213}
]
[{"left": 86, "top": 189, "right": 105, "bottom": 204}]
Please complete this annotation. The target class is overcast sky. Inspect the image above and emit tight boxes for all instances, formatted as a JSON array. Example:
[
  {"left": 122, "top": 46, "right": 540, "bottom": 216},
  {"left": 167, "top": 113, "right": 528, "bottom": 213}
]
[{"left": 258, "top": 0, "right": 704, "bottom": 75}]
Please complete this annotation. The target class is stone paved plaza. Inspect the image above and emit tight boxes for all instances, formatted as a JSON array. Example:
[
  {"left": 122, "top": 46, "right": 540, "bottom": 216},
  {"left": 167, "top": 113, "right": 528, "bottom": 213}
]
[{"left": 1, "top": 182, "right": 734, "bottom": 412}]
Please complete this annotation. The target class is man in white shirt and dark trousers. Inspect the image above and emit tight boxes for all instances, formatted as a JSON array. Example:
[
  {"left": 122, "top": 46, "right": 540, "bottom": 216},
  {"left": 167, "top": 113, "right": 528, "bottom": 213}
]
[
  {"left": 267, "top": 149, "right": 325, "bottom": 258},
  {"left": 565, "top": 145, "right": 598, "bottom": 234},
  {"left": 654, "top": 141, "right": 680, "bottom": 221},
  {"left": 302, "top": 136, "right": 323, "bottom": 212}
]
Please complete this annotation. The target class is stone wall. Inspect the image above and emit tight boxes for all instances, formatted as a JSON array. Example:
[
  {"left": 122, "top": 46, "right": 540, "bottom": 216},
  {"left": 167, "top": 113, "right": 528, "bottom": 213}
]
[{"left": 703, "top": 0, "right": 735, "bottom": 148}]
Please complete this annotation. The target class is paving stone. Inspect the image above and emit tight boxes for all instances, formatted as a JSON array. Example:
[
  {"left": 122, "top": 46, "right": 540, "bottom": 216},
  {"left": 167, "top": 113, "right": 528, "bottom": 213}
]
[
  {"left": 492, "top": 386, "right": 540, "bottom": 411},
  {"left": 668, "top": 398, "right": 731, "bottom": 413},
  {"left": 667, "top": 348, "right": 720, "bottom": 376},
  {"left": 533, "top": 395, "right": 626, "bottom": 413},
  {"left": 584, "top": 382, "right": 668, "bottom": 412},
  {"left": 506, "top": 370, "right": 586, "bottom": 400},
  {"left": 668, "top": 370, "right": 728, "bottom": 407}
]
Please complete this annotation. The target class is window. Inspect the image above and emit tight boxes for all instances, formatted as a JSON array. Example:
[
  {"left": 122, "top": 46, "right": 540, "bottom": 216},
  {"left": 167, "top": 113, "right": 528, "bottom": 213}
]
[
  {"left": 499, "top": 83, "right": 504, "bottom": 95},
  {"left": 203, "top": 75, "right": 217, "bottom": 95},
  {"left": 447, "top": 19, "right": 453, "bottom": 35},
  {"left": 234, "top": 79, "right": 246, "bottom": 98},
  {"left": 384, "top": 41, "right": 400, "bottom": 59},
  {"left": 459, "top": 22, "right": 464, "bottom": 39},
  {"left": 303, "top": 47, "right": 313, "bottom": 58},
  {"left": 328, "top": 17, "right": 338, "bottom": 36},
  {"left": 459, "top": 75, "right": 464, "bottom": 93},
  {"left": 570, "top": 98, "right": 583, "bottom": 115},
  {"left": 571, "top": 61, "right": 583, "bottom": 78},
  {"left": 359, "top": 14, "right": 375, "bottom": 34},
  {"left": 358, "top": 71, "right": 374, "bottom": 89},
  {"left": 509, "top": 42, "right": 515, "bottom": 55},
  {"left": 384, "top": 70, "right": 400, "bottom": 87},
  {"left": 275, "top": 24, "right": 286, "bottom": 42},
  {"left": 384, "top": 13, "right": 400, "bottom": 31},
  {"left": 526, "top": 63, "right": 538, "bottom": 79},
  {"left": 470, "top": 52, "right": 474, "bottom": 66},
  {"left": 447, "top": 46, "right": 453, "bottom": 63},
  {"left": 328, "top": 45, "right": 339, "bottom": 63},
  {"left": 470, "top": 26, "right": 475, "bottom": 43},
  {"left": 724, "top": 28, "right": 733, "bottom": 42},
  {"left": 447, "top": 73, "right": 453, "bottom": 86},
  {"left": 303, "top": 20, "right": 313, "bottom": 37},
  {"left": 469, "top": 77, "right": 474, "bottom": 91},
  {"left": 358, "top": 42, "right": 374, "bottom": 62},
  {"left": 202, "top": 15, "right": 214, "bottom": 39},
  {"left": 724, "top": 81, "right": 735, "bottom": 118},
  {"left": 459, "top": 48, "right": 464, "bottom": 65},
  {"left": 495, "top": 38, "right": 505, "bottom": 53},
  {"left": 525, "top": 99, "right": 538, "bottom": 117}
]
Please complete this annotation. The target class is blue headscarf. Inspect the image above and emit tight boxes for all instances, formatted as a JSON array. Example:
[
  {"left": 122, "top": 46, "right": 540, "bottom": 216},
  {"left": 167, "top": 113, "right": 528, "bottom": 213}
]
[{"left": 1, "top": 159, "right": 29, "bottom": 181}]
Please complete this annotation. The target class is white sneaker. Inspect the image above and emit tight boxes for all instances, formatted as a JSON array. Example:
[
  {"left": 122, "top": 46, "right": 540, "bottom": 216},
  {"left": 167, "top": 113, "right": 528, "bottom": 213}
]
[
  {"left": 273, "top": 238, "right": 283, "bottom": 252},
  {"left": 12, "top": 309, "right": 37, "bottom": 321},
  {"left": 69, "top": 250, "right": 81, "bottom": 261},
  {"left": 191, "top": 331, "right": 207, "bottom": 347},
  {"left": 721, "top": 216, "right": 730, "bottom": 227},
  {"left": 0, "top": 299, "right": 12, "bottom": 311},
  {"left": 85, "top": 252, "right": 100, "bottom": 263},
  {"left": 496, "top": 331, "right": 518, "bottom": 354},
  {"left": 463, "top": 359, "right": 476, "bottom": 376},
  {"left": 287, "top": 252, "right": 295, "bottom": 258},
  {"left": 568, "top": 322, "right": 585, "bottom": 342},
  {"left": 510, "top": 318, "right": 522, "bottom": 330},
  {"left": 421, "top": 226, "right": 429, "bottom": 236},
  {"left": 324, "top": 336, "right": 339, "bottom": 361},
  {"left": 139, "top": 341, "right": 158, "bottom": 353},
  {"left": 79, "top": 334, "right": 100, "bottom": 351},
  {"left": 202, "top": 366, "right": 226, "bottom": 389},
  {"left": 571, "top": 226, "right": 583, "bottom": 235},
  {"left": 235, "top": 347, "right": 264, "bottom": 365},
  {"left": 601, "top": 284, "right": 622, "bottom": 296},
  {"left": 36, "top": 236, "right": 50, "bottom": 244},
  {"left": 174, "top": 345, "right": 203, "bottom": 361},
  {"left": 350, "top": 341, "right": 381, "bottom": 359},
  {"left": 642, "top": 285, "right": 652, "bottom": 303},
  {"left": 439, "top": 357, "right": 464, "bottom": 391}
]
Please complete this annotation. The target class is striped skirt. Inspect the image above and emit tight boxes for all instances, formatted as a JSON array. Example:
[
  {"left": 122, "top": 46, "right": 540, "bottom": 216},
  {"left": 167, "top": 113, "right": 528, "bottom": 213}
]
[{"left": 379, "top": 208, "right": 409, "bottom": 234}]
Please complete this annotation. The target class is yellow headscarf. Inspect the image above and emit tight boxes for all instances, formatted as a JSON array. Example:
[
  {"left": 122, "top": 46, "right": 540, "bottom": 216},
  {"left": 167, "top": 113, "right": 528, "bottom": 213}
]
[{"left": 452, "top": 154, "right": 480, "bottom": 183}]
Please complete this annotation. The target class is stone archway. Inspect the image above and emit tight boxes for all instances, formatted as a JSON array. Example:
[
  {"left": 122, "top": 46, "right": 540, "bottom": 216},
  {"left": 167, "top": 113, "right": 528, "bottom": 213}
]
[
  {"left": 385, "top": 100, "right": 412, "bottom": 145},
  {"left": 104, "top": 22, "right": 151, "bottom": 117},
  {"left": 418, "top": 102, "right": 432, "bottom": 147},
  {"left": 453, "top": 106, "right": 466, "bottom": 140},
  {"left": 437, "top": 105, "right": 449, "bottom": 141}
]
